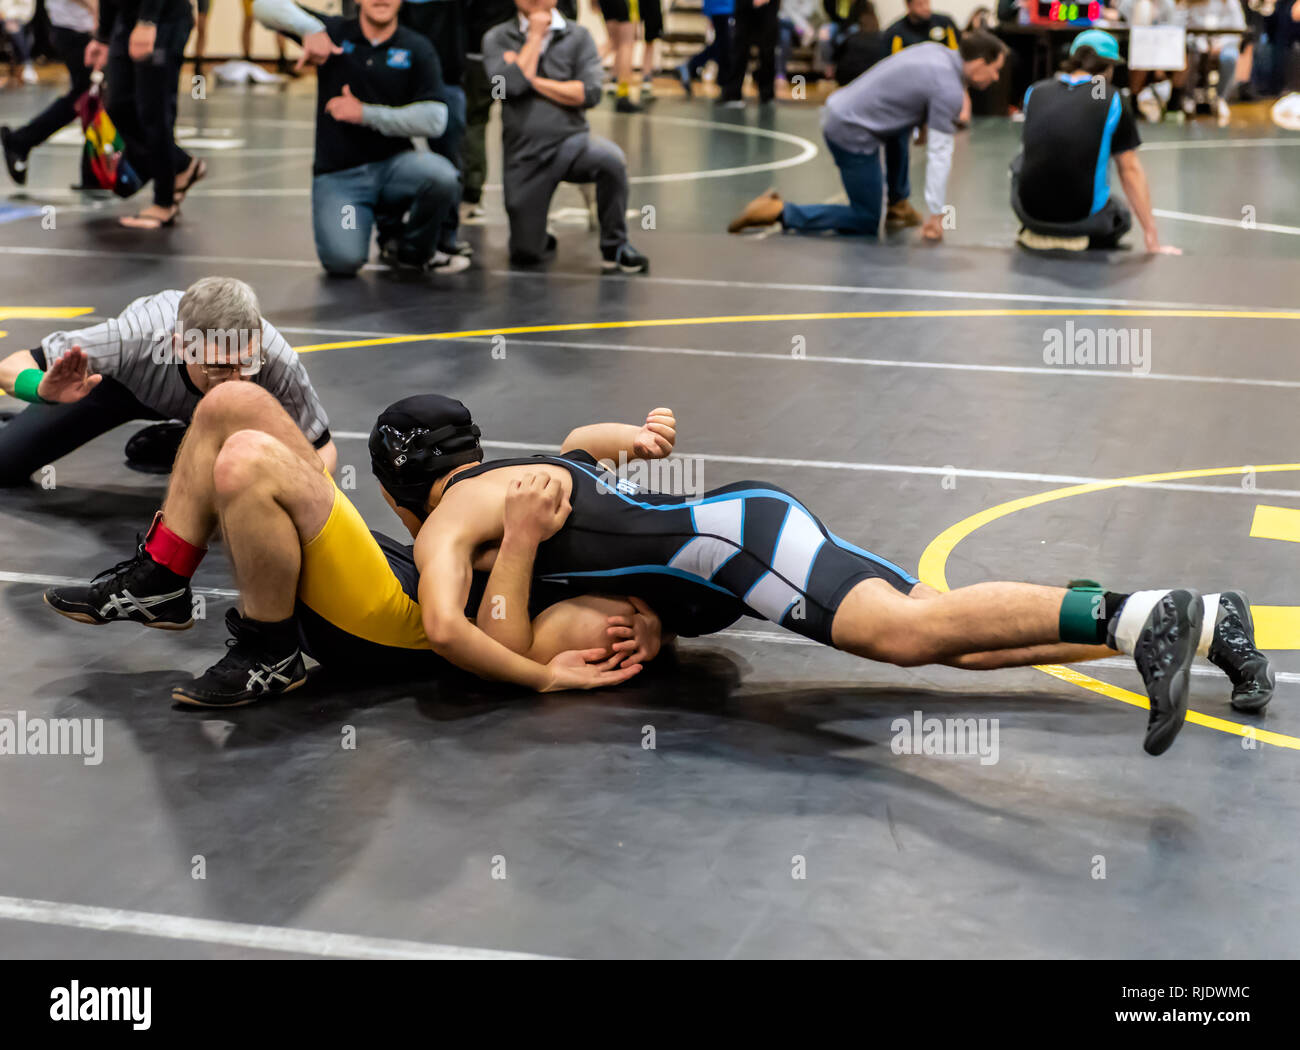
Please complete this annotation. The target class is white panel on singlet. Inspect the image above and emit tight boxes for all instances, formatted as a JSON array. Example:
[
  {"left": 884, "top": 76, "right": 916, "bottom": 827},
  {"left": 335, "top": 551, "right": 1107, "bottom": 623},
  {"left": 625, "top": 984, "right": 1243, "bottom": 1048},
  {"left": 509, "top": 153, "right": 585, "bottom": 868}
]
[
  {"left": 770, "top": 504, "right": 825, "bottom": 591},
  {"left": 667, "top": 498, "right": 745, "bottom": 580},
  {"left": 745, "top": 571, "right": 801, "bottom": 624}
]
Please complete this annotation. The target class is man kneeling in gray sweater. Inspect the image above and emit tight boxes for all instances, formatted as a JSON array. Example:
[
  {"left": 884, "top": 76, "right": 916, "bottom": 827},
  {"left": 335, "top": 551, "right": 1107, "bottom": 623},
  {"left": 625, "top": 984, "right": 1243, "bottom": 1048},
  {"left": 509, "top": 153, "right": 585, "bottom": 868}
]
[{"left": 482, "top": 0, "right": 649, "bottom": 272}]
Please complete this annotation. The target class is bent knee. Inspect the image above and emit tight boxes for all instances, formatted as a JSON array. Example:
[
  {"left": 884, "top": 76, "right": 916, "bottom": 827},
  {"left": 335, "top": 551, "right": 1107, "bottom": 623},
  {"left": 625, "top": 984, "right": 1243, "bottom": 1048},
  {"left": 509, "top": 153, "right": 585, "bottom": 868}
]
[
  {"left": 212, "top": 428, "right": 284, "bottom": 498},
  {"left": 193, "top": 380, "right": 277, "bottom": 427}
]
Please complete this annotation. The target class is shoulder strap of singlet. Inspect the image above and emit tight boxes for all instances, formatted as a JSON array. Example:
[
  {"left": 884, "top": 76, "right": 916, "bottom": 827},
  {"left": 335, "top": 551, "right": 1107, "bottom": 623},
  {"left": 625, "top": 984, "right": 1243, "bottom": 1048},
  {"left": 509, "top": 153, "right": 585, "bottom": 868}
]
[{"left": 441, "top": 449, "right": 601, "bottom": 493}]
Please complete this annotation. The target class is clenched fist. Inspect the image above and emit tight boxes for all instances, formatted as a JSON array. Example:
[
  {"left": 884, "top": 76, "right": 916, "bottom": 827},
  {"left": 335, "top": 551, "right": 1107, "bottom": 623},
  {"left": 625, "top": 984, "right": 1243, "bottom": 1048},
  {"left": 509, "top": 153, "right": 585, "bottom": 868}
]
[{"left": 633, "top": 407, "right": 676, "bottom": 459}]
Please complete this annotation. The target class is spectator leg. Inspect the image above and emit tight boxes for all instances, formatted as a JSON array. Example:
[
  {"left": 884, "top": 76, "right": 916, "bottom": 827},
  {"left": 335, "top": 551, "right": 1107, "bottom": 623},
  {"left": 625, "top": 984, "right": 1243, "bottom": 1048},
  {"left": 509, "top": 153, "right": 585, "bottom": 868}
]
[
  {"left": 781, "top": 141, "right": 884, "bottom": 235},
  {"left": 884, "top": 129, "right": 911, "bottom": 207},
  {"left": 376, "top": 150, "right": 461, "bottom": 267},
  {"left": 564, "top": 136, "right": 630, "bottom": 252},
  {"left": 7, "top": 28, "right": 93, "bottom": 155},
  {"left": 312, "top": 163, "right": 379, "bottom": 276},
  {"left": 754, "top": 0, "right": 780, "bottom": 102},
  {"left": 462, "top": 58, "right": 493, "bottom": 206},
  {"left": 722, "top": 0, "right": 755, "bottom": 101},
  {"left": 134, "top": 18, "right": 193, "bottom": 209},
  {"left": 504, "top": 160, "right": 562, "bottom": 263}
]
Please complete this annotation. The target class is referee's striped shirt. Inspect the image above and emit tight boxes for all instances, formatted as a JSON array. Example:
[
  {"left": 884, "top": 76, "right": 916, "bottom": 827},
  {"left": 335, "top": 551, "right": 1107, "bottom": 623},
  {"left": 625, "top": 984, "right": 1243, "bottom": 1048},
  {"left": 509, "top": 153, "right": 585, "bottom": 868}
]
[{"left": 37, "top": 290, "right": 331, "bottom": 448}]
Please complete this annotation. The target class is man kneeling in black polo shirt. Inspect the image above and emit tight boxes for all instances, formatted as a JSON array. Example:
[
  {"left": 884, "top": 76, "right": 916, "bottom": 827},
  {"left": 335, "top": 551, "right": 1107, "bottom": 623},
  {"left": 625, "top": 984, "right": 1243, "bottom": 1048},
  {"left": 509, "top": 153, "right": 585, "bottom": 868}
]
[
  {"left": 253, "top": 0, "right": 464, "bottom": 275},
  {"left": 1012, "top": 30, "right": 1178, "bottom": 255}
]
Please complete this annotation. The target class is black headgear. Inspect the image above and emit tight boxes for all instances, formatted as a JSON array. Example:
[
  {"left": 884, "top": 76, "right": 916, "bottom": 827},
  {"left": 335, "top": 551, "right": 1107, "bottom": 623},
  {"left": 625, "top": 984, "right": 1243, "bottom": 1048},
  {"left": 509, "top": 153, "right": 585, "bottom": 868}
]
[{"left": 369, "top": 394, "right": 482, "bottom": 518}]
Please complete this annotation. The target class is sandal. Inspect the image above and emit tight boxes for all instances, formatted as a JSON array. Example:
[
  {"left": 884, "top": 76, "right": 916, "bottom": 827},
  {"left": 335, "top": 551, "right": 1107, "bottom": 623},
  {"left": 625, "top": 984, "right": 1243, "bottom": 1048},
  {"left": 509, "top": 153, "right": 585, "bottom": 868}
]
[
  {"left": 120, "top": 204, "right": 180, "bottom": 229},
  {"left": 173, "top": 158, "right": 208, "bottom": 202}
]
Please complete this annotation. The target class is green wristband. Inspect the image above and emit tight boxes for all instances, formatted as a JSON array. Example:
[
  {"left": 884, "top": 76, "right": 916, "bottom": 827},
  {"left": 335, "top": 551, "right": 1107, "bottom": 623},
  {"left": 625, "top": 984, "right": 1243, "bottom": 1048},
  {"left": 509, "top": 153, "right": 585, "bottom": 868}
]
[{"left": 11, "top": 368, "right": 47, "bottom": 404}]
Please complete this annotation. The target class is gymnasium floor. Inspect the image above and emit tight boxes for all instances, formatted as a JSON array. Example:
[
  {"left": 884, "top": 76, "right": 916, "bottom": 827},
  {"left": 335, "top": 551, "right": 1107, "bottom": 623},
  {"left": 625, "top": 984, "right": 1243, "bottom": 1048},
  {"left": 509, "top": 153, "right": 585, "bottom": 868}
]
[{"left": 1, "top": 76, "right": 1298, "bottom": 959}]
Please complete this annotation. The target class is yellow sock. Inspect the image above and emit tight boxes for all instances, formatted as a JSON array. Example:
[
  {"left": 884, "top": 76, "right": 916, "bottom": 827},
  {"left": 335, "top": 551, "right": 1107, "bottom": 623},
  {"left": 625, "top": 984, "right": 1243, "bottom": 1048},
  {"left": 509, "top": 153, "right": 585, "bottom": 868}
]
[{"left": 616, "top": 81, "right": 630, "bottom": 98}]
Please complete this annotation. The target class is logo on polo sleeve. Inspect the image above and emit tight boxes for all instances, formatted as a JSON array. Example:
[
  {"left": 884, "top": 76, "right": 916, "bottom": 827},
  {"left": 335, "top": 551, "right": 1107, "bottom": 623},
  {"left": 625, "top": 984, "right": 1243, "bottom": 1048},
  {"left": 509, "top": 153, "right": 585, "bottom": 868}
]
[{"left": 387, "top": 48, "right": 411, "bottom": 68}]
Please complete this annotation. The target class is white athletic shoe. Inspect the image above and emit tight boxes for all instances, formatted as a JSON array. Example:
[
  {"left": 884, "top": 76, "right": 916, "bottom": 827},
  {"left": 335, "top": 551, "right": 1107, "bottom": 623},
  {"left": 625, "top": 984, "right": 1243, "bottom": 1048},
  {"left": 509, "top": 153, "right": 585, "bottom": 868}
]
[
  {"left": 461, "top": 202, "right": 486, "bottom": 225},
  {"left": 430, "top": 250, "right": 471, "bottom": 275},
  {"left": 1136, "top": 87, "right": 1163, "bottom": 123},
  {"left": 20, "top": 64, "right": 37, "bottom": 85},
  {"left": 1216, "top": 97, "right": 1231, "bottom": 126}
]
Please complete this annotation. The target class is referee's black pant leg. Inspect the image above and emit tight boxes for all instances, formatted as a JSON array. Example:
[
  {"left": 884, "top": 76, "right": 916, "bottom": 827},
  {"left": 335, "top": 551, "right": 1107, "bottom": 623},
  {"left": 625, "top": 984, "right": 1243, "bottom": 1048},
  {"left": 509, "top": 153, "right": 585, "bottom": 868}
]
[{"left": 0, "top": 378, "right": 158, "bottom": 486}]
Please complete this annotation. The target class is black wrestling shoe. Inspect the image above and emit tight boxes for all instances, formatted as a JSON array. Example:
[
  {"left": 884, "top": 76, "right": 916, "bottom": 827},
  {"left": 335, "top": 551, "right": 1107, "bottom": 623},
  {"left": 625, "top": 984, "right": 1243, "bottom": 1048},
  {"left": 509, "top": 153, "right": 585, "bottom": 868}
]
[
  {"left": 1, "top": 126, "right": 28, "bottom": 186},
  {"left": 172, "top": 609, "right": 306, "bottom": 707},
  {"left": 44, "top": 541, "right": 194, "bottom": 629},
  {"left": 124, "top": 420, "right": 188, "bottom": 474},
  {"left": 1208, "top": 590, "right": 1275, "bottom": 713},
  {"left": 601, "top": 242, "right": 649, "bottom": 274},
  {"left": 1132, "top": 589, "right": 1202, "bottom": 756}
]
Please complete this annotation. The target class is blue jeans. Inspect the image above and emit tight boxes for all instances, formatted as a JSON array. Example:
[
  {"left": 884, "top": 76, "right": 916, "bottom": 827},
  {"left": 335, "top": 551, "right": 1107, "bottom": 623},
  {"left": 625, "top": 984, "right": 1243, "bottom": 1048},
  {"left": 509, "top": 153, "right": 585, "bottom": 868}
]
[
  {"left": 311, "top": 150, "right": 460, "bottom": 275},
  {"left": 427, "top": 84, "right": 467, "bottom": 248},
  {"left": 782, "top": 131, "right": 911, "bottom": 235}
]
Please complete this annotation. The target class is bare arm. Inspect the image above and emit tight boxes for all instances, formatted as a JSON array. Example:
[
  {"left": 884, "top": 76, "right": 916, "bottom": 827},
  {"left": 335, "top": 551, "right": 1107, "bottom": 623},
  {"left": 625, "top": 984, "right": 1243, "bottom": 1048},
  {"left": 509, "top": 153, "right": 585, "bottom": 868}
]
[
  {"left": 561, "top": 407, "right": 676, "bottom": 466},
  {"left": 1115, "top": 149, "right": 1179, "bottom": 254},
  {"left": 529, "top": 77, "right": 587, "bottom": 107},
  {"left": 0, "top": 349, "right": 39, "bottom": 394},
  {"left": 416, "top": 481, "right": 642, "bottom": 691}
]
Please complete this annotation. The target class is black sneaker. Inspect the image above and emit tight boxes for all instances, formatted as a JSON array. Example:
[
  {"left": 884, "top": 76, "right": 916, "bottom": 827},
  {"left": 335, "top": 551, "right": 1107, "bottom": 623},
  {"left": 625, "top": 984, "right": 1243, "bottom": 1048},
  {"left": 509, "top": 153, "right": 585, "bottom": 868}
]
[
  {"left": 172, "top": 609, "right": 306, "bottom": 707},
  {"left": 601, "top": 242, "right": 649, "bottom": 274},
  {"left": 1132, "top": 589, "right": 1202, "bottom": 756},
  {"left": 1, "top": 126, "right": 28, "bottom": 186},
  {"left": 677, "top": 62, "right": 694, "bottom": 98},
  {"left": 45, "top": 541, "right": 194, "bottom": 629},
  {"left": 124, "top": 420, "right": 188, "bottom": 474},
  {"left": 438, "top": 239, "right": 474, "bottom": 258},
  {"left": 614, "top": 96, "right": 643, "bottom": 113},
  {"left": 1208, "top": 591, "right": 1275, "bottom": 713}
]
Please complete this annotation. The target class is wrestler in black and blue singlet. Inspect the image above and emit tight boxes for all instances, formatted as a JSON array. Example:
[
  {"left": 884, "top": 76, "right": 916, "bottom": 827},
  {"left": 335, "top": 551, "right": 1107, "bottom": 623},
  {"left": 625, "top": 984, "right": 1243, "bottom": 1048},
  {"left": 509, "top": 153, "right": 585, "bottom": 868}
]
[{"left": 445, "top": 449, "right": 919, "bottom": 645}]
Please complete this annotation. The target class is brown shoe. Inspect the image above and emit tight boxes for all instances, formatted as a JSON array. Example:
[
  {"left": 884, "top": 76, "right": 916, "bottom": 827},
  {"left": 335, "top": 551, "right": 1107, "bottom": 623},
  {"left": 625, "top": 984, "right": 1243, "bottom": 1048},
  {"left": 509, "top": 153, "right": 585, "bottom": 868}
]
[
  {"left": 727, "top": 190, "right": 784, "bottom": 233},
  {"left": 885, "top": 199, "right": 921, "bottom": 231}
]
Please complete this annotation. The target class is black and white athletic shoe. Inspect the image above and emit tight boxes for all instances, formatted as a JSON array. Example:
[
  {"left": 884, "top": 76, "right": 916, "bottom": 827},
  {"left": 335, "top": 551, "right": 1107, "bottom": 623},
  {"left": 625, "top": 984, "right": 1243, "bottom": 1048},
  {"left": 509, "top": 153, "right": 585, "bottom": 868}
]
[
  {"left": 1132, "top": 589, "right": 1203, "bottom": 756},
  {"left": 44, "top": 542, "right": 193, "bottom": 629},
  {"left": 124, "top": 420, "right": 188, "bottom": 474},
  {"left": 601, "top": 242, "right": 649, "bottom": 274},
  {"left": 172, "top": 609, "right": 306, "bottom": 707},
  {"left": 1208, "top": 590, "right": 1275, "bottom": 713}
]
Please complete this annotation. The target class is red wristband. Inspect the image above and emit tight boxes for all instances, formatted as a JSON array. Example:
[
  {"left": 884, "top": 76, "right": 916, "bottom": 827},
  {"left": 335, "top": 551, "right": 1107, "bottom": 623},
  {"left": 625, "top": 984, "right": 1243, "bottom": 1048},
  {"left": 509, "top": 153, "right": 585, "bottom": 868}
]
[{"left": 143, "top": 511, "right": 206, "bottom": 578}]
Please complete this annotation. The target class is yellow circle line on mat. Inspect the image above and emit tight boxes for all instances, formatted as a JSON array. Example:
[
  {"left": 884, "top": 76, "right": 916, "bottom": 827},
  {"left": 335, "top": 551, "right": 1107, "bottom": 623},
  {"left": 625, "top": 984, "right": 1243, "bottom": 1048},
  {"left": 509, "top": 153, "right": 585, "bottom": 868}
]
[
  {"left": 293, "top": 308, "right": 1300, "bottom": 354},
  {"left": 917, "top": 464, "right": 1300, "bottom": 751}
]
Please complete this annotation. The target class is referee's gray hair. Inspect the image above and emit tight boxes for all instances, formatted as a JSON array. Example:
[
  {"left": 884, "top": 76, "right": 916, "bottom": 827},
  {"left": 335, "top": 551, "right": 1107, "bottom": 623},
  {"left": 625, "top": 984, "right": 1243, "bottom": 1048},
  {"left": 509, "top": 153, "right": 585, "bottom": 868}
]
[{"left": 177, "top": 276, "right": 263, "bottom": 347}]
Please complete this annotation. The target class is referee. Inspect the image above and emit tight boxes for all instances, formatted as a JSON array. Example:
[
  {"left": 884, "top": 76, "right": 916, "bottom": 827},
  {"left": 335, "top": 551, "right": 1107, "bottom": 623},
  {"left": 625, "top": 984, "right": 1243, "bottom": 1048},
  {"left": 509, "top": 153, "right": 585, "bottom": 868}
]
[{"left": 0, "top": 277, "right": 335, "bottom": 486}]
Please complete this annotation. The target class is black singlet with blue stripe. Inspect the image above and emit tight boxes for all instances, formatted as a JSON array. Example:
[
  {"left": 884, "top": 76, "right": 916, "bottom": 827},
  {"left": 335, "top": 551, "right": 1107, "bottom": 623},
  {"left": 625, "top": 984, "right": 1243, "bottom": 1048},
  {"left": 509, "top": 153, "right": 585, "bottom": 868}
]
[{"left": 445, "top": 450, "right": 918, "bottom": 646}]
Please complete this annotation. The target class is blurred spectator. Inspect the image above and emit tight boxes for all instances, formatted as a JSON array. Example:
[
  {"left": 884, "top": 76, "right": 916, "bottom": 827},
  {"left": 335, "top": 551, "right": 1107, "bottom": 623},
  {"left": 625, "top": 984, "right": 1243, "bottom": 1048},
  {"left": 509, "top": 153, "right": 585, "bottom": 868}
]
[
  {"left": 1, "top": 0, "right": 38, "bottom": 84},
  {"left": 400, "top": 0, "right": 471, "bottom": 254},
  {"left": 1119, "top": 0, "right": 1188, "bottom": 120},
  {"left": 597, "top": 0, "right": 642, "bottom": 111},
  {"left": 728, "top": 32, "right": 1006, "bottom": 242},
  {"left": 253, "top": 0, "right": 461, "bottom": 275},
  {"left": 832, "top": 0, "right": 886, "bottom": 83},
  {"left": 966, "top": 6, "right": 991, "bottom": 30},
  {"left": 482, "top": 0, "right": 648, "bottom": 272},
  {"left": 883, "top": 0, "right": 959, "bottom": 53},
  {"left": 777, "top": 0, "right": 818, "bottom": 86},
  {"left": 463, "top": 0, "right": 517, "bottom": 222},
  {"left": 640, "top": 0, "right": 663, "bottom": 99},
  {"left": 2, "top": 0, "right": 97, "bottom": 184},
  {"left": 678, "top": 0, "right": 734, "bottom": 95},
  {"left": 1012, "top": 30, "right": 1178, "bottom": 253},
  {"left": 86, "top": 0, "right": 204, "bottom": 230},
  {"left": 1180, "top": 0, "right": 1247, "bottom": 123},
  {"left": 721, "top": 0, "right": 781, "bottom": 106}
]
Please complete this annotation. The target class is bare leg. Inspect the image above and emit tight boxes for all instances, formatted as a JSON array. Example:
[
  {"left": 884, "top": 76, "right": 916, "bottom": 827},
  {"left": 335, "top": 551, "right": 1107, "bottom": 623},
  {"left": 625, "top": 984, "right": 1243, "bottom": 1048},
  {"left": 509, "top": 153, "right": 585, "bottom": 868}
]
[
  {"left": 831, "top": 578, "right": 1071, "bottom": 666},
  {"left": 212, "top": 429, "right": 334, "bottom": 622},
  {"left": 162, "top": 382, "right": 322, "bottom": 547},
  {"left": 904, "top": 583, "right": 1117, "bottom": 668}
]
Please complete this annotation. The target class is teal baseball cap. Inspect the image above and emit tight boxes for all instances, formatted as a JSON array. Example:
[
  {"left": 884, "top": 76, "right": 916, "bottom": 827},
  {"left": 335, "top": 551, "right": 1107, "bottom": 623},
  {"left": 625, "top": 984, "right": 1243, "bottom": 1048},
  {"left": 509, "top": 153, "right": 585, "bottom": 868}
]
[{"left": 1070, "top": 29, "right": 1121, "bottom": 62}]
